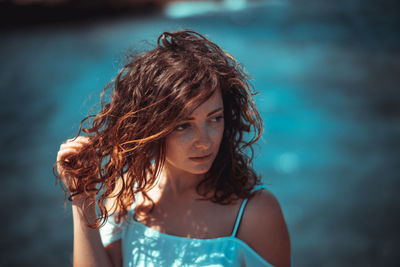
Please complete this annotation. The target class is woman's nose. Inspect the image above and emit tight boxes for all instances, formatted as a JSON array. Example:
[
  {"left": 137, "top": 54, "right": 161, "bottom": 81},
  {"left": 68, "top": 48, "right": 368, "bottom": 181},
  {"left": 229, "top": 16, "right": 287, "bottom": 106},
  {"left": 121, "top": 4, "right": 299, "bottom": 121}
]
[{"left": 193, "top": 126, "right": 212, "bottom": 150}]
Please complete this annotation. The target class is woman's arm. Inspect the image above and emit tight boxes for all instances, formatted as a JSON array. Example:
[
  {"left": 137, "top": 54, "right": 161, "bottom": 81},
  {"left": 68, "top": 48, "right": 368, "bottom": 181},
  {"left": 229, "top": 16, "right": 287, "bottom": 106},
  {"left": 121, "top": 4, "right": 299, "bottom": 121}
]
[
  {"left": 57, "top": 137, "right": 122, "bottom": 267},
  {"left": 71, "top": 196, "right": 118, "bottom": 267}
]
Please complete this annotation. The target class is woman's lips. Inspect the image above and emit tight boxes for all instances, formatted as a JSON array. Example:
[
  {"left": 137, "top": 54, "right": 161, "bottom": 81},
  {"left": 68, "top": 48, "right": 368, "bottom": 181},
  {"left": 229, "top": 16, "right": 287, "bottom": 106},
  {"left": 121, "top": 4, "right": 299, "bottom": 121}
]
[{"left": 189, "top": 154, "right": 212, "bottom": 162}]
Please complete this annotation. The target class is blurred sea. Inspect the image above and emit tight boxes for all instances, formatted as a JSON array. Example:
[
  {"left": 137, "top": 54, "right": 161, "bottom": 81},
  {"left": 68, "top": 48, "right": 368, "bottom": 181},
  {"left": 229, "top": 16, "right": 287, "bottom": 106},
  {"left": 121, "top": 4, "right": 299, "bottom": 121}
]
[{"left": 1, "top": 0, "right": 399, "bottom": 266}]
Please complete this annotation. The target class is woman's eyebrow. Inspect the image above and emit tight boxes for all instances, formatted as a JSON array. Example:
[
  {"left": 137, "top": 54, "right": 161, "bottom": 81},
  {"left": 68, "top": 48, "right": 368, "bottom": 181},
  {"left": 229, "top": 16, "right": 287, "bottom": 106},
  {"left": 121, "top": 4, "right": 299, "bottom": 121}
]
[{"left": 184, "top": 107, "right": 224, "bottom": 120}]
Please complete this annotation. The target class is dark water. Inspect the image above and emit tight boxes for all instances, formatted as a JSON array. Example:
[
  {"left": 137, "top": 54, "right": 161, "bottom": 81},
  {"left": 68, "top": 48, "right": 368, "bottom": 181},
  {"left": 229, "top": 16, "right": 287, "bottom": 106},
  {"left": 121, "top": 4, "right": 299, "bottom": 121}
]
[{"left": 1, "top": 1, "right": 399, "bottom": 266}]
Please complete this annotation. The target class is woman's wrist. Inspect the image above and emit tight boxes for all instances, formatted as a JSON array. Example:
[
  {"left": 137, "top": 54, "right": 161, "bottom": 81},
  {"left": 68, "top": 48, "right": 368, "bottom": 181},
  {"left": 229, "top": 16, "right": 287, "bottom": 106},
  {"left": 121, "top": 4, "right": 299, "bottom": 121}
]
[
  {"left": 72, "top": 202, "right": 98, "bottom": 225},
  {"left": 68, "top": 188, "right": 97, "bottom": 202},
  {"left": 71, "top": 192, "right": 98, "bottom": 224}
]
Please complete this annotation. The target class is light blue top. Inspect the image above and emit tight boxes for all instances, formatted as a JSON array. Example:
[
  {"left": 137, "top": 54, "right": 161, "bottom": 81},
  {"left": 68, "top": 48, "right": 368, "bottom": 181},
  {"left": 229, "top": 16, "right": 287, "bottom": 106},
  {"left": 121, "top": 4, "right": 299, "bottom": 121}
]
[{"left": 100, "top": 185, "right": 274, "bottom": 266}]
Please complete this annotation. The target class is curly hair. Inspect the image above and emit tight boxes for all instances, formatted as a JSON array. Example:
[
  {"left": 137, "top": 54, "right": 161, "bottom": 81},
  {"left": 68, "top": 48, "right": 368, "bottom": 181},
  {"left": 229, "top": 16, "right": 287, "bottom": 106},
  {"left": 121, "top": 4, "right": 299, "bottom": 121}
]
[{"left": 55, "top": 30, "right": 263, "bottom": 228}]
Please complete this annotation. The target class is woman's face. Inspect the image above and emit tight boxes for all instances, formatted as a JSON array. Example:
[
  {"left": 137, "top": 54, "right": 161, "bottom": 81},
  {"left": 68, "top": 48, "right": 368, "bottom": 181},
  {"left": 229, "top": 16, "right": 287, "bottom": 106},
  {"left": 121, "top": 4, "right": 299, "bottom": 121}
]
[{"left": 164, "top": 89, "right": 225, "bottom": 176}]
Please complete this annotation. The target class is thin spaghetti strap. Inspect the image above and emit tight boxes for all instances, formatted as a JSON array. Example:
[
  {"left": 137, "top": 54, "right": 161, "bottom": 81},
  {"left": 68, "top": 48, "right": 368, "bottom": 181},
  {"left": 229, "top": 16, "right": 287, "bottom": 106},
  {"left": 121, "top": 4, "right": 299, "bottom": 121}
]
[
  {"left": 231, "top": 198, "right": 249, "bottom": 237},
  {"left": 231, "top": 184, "right": 268, "bottom": 237}
]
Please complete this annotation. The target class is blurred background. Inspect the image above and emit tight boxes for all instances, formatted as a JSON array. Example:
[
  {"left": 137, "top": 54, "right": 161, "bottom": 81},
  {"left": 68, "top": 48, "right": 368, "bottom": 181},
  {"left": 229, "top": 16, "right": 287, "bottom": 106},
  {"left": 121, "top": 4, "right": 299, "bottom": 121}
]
[{"left": 1, "top": 0, "right": 399, "bottom": 266}]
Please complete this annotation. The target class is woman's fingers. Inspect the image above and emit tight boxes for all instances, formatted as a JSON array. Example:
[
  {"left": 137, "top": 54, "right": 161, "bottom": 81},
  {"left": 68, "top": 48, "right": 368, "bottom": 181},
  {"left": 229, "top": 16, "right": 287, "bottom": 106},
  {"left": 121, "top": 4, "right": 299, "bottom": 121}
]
[
  {"left": 61, "top": 136, "right": 90, "bottom": 148},
  {"left": 57, "top": 147, "right": 80, "bottom": 161},
  {"left": 58, "top": 137, "right": 90, "bottom": 159},
  {"left": 56, "top": 136, "right": 94, "bottom": 192}
]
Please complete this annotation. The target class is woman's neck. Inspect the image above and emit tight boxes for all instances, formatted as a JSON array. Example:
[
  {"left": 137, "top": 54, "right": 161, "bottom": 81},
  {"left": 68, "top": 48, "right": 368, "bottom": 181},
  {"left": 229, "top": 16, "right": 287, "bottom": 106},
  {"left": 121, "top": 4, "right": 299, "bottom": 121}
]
[{"left": 155, "top": 165, "right": 204, "bottom": 198}]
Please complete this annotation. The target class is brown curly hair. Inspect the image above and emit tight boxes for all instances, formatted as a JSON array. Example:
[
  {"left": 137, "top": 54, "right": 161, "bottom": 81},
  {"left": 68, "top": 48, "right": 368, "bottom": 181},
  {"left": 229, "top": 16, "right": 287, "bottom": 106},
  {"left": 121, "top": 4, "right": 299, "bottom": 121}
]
[{"left": 55, "top": 30, "right": 263, "bottom": 228}]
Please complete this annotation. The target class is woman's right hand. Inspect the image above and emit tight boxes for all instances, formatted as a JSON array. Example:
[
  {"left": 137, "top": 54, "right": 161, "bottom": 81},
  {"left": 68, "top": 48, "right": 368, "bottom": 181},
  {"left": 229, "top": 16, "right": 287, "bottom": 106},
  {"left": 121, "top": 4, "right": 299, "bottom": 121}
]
[{"left": 57, "top": 136, "right": 91, "bottom": 193}]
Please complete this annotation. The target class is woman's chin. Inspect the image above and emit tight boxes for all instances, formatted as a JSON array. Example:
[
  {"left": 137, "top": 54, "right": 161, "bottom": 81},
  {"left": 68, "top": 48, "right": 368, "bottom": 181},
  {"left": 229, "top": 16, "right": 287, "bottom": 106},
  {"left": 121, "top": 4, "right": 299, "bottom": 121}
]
[{"left": 187, "top": 164, "right": 212, "bottom": 175}]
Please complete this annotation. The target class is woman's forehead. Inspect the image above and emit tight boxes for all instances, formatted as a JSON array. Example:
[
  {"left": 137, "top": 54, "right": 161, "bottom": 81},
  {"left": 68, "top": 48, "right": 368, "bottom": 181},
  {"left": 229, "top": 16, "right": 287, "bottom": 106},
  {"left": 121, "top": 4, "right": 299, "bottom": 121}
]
[{"left": 187, "top": 89, "right": 224, "bottom": 118}]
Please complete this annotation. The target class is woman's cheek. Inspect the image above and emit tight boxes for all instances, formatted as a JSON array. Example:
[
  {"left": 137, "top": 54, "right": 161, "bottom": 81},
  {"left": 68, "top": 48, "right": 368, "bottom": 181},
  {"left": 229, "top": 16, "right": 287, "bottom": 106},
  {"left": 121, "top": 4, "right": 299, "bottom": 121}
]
[
  {"left": 212, "top": 124, "right": 224, "bottom": 142},
  {"left": 179, "top": 130, "right": 195, "bottom": 146}
]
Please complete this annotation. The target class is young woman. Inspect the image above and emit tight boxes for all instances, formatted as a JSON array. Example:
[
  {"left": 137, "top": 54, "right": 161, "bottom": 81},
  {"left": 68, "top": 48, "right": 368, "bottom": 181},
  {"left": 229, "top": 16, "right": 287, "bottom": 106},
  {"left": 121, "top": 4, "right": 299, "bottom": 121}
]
[{"left": 56, "top": 30, "right": 290, "bottom": 267}]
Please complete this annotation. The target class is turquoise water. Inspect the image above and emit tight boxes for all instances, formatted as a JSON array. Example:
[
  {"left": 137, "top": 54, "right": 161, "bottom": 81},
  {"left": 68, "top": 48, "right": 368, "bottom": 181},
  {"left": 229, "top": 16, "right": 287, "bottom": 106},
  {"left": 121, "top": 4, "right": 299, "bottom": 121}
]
[{"left": 1, "top": 1, "right": 399, "bottom": 266}]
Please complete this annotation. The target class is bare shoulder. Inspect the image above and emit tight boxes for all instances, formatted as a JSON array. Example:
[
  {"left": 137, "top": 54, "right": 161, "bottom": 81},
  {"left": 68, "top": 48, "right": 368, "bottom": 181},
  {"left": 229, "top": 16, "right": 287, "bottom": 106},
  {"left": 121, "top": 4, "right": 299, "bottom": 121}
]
[{"left": 237, "top": 188, "right": 291, "bottom": 267}]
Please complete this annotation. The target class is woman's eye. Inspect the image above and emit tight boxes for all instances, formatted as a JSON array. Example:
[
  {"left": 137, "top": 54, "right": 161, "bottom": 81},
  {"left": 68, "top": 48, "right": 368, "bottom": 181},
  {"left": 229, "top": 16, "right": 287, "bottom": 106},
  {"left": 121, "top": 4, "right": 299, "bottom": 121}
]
[
  {"left": 175, "top": 123, "right": 190, "bottom": 131},
  {"left": 211, "top": 115, "right": 224, "bottom": 122}
]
